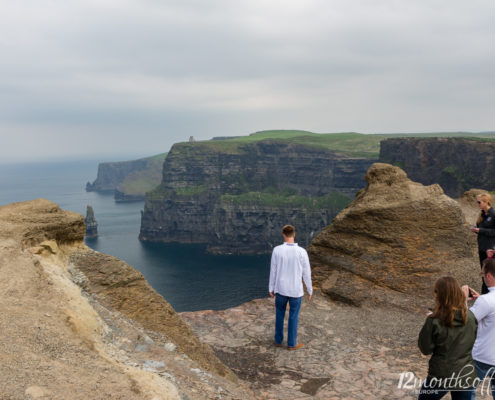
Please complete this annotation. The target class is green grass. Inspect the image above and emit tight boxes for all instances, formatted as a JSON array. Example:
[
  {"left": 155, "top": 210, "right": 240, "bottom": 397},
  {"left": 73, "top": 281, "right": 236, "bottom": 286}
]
[
  {"left": 173, "top": 130, "right": 387, "bottom": 158},
  {"left": 225, "top": 130, "right": 387, "bottom": 157},
  {"left": 175, "top": 185, "right": 208, "bottom": 196},
  {"left": 230, "top": 130, "right": 319, "bottom": 142},
  {"left": 117, "top": 152, "right": 167, "bottom": 195},
  {"left": 220, "top": 191, "right": 352, "bottom": 211},
  {"left": 173, "top": 130, "right": 495, "bottom": 159}
]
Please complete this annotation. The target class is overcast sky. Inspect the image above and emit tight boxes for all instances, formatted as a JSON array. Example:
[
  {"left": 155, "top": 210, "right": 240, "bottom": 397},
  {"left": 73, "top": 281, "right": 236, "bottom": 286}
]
[{"left": 1, "top": 0, "right": 494, "bottom": 163}]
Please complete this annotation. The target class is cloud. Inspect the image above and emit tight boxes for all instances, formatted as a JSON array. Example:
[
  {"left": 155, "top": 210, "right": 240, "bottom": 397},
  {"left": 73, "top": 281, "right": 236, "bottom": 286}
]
[{"left": 1, "top": 0, "right": 495, "bottom": 162}]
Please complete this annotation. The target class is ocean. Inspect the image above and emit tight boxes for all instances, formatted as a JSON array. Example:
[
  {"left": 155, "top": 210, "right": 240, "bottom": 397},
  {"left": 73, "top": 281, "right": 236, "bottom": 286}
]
[{"left": 0, "top": 159, "right": 270, "bottom": 312}]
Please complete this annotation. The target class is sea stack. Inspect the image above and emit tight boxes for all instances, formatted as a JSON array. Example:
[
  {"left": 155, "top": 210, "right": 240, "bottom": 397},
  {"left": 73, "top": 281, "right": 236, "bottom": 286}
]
[{"left": 85, "top": 205, "right": 98, "bottom": 238}]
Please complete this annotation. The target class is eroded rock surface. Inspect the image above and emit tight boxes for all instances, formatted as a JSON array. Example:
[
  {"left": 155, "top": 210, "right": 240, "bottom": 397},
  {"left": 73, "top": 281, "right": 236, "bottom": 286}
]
[
  {"left": 68, "top": 248, "right": 235, "bottom": 381},
  {"left": 0, "top": 199, "right": 253, "bottom": 399},
  {"left": 308, "top": 163, "right": 479, "bottom": 311},
  {"left": 181, "top": 293, "right": 428, "bottom": 399}
]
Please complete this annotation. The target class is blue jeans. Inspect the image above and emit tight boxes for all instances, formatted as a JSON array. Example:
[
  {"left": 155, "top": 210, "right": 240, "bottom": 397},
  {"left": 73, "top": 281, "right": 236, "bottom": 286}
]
[
  {"left": 474, "top": 360, "right": 495, "bottom": 399},
  {"left": 418, "top": 377, "right": 474, "bottom": 400},
  {"left": 274, "top": 294, "right": 302, "bottom": 347}
]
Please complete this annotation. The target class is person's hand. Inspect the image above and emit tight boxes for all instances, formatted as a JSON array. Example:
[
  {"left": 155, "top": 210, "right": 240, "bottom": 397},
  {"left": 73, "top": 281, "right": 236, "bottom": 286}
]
[
  {"left": 469, "top": 287, "right": 480, "bottom": 301},
  {"left": 462, "top": 285, "right": 479, "bottom": 301},
  {"left": 308, "top": 294, "right": 312, "bottom": 301},
  {"left": 471, "top": 227, "right": 479, "bottom": 233},
  {"left": 269, "top": 292, "right": 275, "bottom": 298}
]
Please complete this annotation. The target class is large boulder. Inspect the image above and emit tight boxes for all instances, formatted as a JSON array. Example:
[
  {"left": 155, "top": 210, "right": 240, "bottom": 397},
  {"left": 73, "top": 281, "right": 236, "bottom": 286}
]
[{"left": 308, "top": 163, "right": 479, "bottom": 311}]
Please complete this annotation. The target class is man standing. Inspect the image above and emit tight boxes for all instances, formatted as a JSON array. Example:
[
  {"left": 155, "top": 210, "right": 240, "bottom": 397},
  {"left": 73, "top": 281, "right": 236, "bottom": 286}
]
[
  {"left": 463, "top": 258, "right": 495, "bottom": 399},
  {"left": 269, "top": 225, "right": 312, "bottom": 350}
]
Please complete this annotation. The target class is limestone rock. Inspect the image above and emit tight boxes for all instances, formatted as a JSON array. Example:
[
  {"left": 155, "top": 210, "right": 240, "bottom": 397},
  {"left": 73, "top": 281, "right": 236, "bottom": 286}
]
[
  {"left": 308, "top": 163, "right": 479, "bottom": 311},
  {"left": 69, "top": 249, "right": 236, "bottom": 382},
  {"left": 181, "top": 293, "right": 428, "bottom": 399},
  {"left": 0, "top": 198, "right": 85, "bottom": 247},
  {"left": 0, "top": 200, "right": 253, "bottom": 399}
]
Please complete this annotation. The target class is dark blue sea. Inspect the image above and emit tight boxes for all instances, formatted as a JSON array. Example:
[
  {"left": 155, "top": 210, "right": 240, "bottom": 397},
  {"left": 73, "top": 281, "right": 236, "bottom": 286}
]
[{"left": 0, "top": 159, "right": 270, "bottom": 312}]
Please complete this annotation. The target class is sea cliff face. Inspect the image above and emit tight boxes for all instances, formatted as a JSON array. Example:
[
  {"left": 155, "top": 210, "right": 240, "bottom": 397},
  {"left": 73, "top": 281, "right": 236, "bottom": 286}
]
[
  {"left": 87, "top": 159, "right": 148, "bottom": 192},
  {"left": 87, "top": 153, "right": 166, "bottom": 201},
  {"left": 140, "top": 140, "right": 375, "bottom": 254},
  {"left": 379, "top": 137, "right": 495, "bottom": 197}
]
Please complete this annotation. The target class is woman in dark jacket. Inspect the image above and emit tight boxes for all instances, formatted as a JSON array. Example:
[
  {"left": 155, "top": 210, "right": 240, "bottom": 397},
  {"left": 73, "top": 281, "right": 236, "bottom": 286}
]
[
  {"left": 471, "top": 193, "right": 495, "bottom": 294},
  {"left": 418, "top": 276, "right": 478, "bottom": 400}
]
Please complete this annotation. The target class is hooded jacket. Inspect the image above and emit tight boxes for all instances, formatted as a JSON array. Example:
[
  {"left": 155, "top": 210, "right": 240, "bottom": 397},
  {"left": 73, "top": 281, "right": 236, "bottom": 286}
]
[{"left": 418, "top": 309, "right": 478, "bottom": 389}]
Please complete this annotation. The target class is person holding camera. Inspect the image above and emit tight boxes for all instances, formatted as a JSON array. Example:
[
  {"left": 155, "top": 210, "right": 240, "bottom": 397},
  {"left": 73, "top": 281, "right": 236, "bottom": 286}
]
[
  {"left": 462, "top": 258, "right": 495, "bottom": 399},
  {"left": 418, "top": 276, "right": 478, "bottom": 399}
]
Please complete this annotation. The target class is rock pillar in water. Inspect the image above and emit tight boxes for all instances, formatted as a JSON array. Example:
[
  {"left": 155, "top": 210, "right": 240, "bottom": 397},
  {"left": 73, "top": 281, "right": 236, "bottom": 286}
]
[{"left": 85, "top": 205, "right": 98, "bottom": 238}]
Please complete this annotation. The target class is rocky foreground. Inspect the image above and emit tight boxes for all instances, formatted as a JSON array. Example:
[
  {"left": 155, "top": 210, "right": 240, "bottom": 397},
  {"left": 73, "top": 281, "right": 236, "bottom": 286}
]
[
  {"left": 182, "top": 293, "right": 428, "bottom": 399},
  {"left": 0, "top": 199, "right": 252, "bottom": 399}
]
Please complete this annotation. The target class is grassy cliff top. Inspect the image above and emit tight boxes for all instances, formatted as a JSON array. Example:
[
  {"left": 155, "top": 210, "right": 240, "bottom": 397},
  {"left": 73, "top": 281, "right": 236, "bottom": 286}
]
[
  {"left": 117, "top": 152, "right": 167, "bottom": 195},
  {"left": 175, "top": 131, "right": 385, "bottom": 158},
  {"left": 174, "top": 130, "right": 495, "bottom": 159}
]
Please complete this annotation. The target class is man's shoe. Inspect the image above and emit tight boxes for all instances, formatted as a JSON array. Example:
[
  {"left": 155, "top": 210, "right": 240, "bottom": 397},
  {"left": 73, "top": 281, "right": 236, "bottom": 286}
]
[
  {"left": 274, "top": 342, "right": 284, "bottom": 347},
  {"left": 287, "top": 343, "right": 304, "bottom": 350}
]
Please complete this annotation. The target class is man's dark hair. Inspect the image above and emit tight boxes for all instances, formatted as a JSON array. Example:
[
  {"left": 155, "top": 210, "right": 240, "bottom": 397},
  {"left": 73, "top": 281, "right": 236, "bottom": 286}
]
[
  {"left": 282, "top": 225, "right": 295, "bottom": 237},
  {"left": 483, "top": 258, "right": 495, "bottom": 277}
]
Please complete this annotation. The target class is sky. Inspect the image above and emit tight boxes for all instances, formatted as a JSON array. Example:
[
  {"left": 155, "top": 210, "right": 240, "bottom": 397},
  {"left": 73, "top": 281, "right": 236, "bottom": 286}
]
[{"left": 1, "top": 0, "right": 494, "bottom": 163}]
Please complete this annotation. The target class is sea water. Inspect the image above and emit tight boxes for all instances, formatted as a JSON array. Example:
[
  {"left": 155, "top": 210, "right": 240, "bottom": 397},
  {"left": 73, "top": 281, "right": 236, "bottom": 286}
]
[{"left": 0, "top": 159, "right": 270, "bottom": 311}]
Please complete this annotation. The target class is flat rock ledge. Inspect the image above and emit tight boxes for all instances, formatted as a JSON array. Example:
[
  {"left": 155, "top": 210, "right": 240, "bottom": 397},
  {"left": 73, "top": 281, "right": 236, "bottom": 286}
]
[{"left": 182, "top": 292, "right": 433, "bottom": 399}]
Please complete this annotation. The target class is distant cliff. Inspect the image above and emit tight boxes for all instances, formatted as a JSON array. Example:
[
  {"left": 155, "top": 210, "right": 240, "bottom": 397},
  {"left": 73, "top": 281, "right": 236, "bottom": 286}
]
[
  {"left": 140, "top": 137, "right": 376, "bottom": 254},
  {"left": 379, "top": 137, "right": 495, "bottom": 197},
  {"left": 86, "top": 153, "right": 167, "bottom": 201}
]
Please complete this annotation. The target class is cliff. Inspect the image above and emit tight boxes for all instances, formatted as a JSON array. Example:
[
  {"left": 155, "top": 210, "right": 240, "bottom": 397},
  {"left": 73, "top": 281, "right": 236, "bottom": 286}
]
[
  {"left": 379, "top": 137, "right": 495, "bottom": 197},
  {"left": 308, "top": 163, "right": 479, "bottom": 311},
  {"left": 87, "top": 153, "right": 167, "bottom": 201},
  {"left": 140, "top": 138, "right": 376, "bottom": 254},
  {"left": 0, "top": 199, "right": 254, "bottom": 399}
]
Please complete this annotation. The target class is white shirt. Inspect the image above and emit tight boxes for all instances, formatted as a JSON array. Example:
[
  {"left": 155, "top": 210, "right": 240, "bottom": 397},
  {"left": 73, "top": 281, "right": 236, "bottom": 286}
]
[
  {"left": 269, "top": 242, "right": 313, "bottom": 298},
  {"left": 471, "top": 287, "right": 495, "bottom": 365}
]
